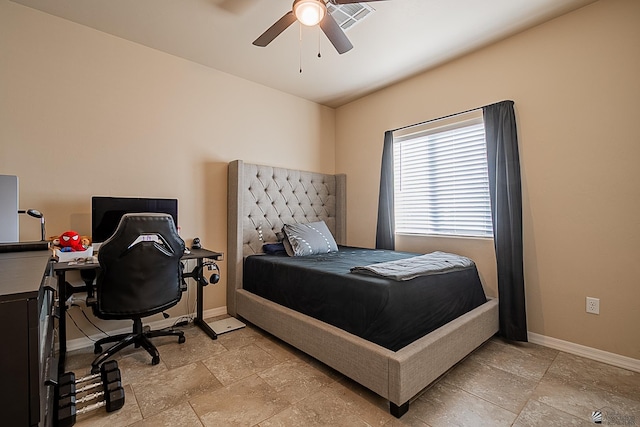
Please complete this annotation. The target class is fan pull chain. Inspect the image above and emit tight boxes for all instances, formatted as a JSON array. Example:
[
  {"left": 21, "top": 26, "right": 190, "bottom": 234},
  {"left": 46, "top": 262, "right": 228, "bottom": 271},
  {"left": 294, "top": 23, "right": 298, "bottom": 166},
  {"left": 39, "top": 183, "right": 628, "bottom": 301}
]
[
  {"left": 299, "top": 23, "right": 303, "bottom": 74},
  {"left": 317, "top": 26, "right": 322, "bottom": 58}
]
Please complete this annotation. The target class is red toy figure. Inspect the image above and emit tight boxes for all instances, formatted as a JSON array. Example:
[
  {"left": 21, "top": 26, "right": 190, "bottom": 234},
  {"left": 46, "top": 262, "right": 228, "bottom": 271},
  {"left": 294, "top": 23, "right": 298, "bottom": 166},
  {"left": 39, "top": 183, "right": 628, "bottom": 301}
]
[{"left": 59, "top": 230, "right": 85, "bottom": 252}]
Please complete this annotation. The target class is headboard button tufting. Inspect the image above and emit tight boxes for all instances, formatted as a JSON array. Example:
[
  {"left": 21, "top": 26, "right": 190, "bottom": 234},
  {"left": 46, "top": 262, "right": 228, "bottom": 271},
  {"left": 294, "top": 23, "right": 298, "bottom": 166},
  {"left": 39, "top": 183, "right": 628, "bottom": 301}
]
[{"left": 237, "top": 163, "right": 343, "bottom": 260}]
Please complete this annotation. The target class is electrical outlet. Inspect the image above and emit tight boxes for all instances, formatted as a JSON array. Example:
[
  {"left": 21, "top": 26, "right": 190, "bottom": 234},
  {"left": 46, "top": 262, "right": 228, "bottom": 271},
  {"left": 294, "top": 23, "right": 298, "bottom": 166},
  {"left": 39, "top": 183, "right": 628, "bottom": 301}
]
[{"left": 586, "top": 297, "right": 600, "bottom": 315}]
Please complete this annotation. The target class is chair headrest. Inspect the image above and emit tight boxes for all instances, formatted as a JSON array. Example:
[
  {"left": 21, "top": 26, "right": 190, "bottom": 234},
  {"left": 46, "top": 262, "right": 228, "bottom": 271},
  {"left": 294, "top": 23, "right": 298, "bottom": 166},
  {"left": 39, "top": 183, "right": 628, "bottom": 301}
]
[{"left": 99, "top": 213, "right": 184, "bottom": 259}]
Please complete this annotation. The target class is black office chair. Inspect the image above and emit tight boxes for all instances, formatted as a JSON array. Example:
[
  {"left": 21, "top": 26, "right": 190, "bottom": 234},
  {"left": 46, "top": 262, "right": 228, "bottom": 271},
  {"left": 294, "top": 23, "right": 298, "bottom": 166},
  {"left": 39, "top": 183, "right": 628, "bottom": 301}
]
[{"left": 87, "top": 213, "right": 187, "bottom": 373}]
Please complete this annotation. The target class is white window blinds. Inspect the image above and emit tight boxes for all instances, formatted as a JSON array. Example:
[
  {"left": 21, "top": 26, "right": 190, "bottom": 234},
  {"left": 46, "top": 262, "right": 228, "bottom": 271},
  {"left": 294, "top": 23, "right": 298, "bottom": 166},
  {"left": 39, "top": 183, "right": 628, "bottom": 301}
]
[{"left": 393, "top": 114, "right": 493, "bottom": 238}]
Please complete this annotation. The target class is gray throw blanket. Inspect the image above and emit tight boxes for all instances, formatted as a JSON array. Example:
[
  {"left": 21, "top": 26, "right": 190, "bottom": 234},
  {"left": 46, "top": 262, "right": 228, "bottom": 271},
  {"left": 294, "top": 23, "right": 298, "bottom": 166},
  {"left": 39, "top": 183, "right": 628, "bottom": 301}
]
[{"left": 350, "top": 251, "right": 474, "bottom": 281}]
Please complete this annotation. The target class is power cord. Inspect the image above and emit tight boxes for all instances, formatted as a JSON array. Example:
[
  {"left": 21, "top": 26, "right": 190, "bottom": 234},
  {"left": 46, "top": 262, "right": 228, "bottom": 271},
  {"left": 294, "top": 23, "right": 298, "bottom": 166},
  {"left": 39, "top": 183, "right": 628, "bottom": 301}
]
[
  {"left": 66, "top": 307, "right": 98, "bottom": 343},
  {"left": 67, "top": 302, "right": 111, "bottom": 342},
  {"left": 158, "top": 259, "right": 198, "bottom": 332},
  {"left": 172, "top": 317, "right": 190, "bottom": 328},
  {"left": 79, "top": 306, "right": 109, "bottom": 337},
  {"left": 176, "top": 258, "right": 198, "bottom": 326}
]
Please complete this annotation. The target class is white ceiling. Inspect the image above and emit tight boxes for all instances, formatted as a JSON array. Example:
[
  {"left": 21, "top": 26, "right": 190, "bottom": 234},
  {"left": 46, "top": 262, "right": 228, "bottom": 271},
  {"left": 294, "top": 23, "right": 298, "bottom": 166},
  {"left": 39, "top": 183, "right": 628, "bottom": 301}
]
[{"left": 11, "top": 0, "right": 596, "bottom": 107}]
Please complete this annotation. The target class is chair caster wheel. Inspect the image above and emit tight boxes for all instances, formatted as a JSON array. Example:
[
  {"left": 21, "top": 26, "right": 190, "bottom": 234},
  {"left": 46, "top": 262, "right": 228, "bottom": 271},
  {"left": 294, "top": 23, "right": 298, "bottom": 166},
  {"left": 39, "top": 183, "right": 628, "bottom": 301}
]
[
  {"left": 178, "top": 335, "right": 186, "bottom": 344},
  {"left": 152, "top": 356, "right": 160, "bottom": 365},
  {"left": 94, "top": 344, "right": 102, "bottom": 354}
]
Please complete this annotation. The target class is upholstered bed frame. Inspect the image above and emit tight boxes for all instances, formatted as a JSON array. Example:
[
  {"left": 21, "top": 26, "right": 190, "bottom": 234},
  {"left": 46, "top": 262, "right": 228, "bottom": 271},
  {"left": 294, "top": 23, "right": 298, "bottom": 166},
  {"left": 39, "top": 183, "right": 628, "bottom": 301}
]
[{"left": 227, "top": 160, "right": 499, "bottom": 417}]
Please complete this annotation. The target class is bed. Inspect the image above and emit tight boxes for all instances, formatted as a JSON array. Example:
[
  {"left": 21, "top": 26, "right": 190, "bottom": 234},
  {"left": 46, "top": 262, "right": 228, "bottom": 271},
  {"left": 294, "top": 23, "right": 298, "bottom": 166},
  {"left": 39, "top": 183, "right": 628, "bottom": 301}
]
[{"left": 227, "top": 160, "right": 499, "bottom": 417}]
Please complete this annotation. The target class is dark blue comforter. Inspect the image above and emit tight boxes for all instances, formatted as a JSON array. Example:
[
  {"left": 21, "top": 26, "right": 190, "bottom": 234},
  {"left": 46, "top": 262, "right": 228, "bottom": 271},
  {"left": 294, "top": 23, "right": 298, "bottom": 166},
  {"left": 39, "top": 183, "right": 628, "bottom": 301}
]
[{"left": 243, "top": 246, "right": 487, "bottom": 351}]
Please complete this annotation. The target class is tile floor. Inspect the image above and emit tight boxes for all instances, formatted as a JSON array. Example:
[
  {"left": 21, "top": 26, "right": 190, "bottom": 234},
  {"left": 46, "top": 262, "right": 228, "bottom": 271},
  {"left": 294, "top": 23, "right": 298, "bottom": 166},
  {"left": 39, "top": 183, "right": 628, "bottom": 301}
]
[{"left": 63, "top": 319, "right": 640, "bottom": 426}]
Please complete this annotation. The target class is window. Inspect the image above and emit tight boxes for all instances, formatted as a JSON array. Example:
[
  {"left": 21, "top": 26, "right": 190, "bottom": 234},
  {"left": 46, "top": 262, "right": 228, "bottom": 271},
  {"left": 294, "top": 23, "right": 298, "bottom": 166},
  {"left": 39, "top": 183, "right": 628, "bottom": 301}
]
[{"left": 393, "top": 112, "right": 493, "bottom": 238}]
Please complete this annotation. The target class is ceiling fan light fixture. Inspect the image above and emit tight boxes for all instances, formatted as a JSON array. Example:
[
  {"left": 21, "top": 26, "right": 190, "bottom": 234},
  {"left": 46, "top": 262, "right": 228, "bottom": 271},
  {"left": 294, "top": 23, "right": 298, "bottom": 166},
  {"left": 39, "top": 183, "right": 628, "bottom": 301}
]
[{"left": 293, "top": 0, "right": 326, "bottom": 26}]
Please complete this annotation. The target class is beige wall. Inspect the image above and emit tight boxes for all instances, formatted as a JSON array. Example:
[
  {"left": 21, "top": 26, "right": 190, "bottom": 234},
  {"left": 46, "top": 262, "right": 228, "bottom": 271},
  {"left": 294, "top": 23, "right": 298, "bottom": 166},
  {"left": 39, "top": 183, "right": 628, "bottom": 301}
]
[
  {"left": 0, "top": 1, "right": 335, "bottom": 339},
  {"left": 336, "top": 0, "right": 640, "bottom": 360},
  {"left": 2, "top": 0, "right": 638, "bottom": 361}
]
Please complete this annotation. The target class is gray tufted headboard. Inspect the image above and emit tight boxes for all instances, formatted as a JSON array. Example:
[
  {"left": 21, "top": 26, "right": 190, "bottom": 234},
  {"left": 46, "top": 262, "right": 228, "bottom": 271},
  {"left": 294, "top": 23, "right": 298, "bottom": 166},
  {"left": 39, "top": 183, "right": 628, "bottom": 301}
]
[{"left": 227, "top": 160, "right": 346, "bottom": 316}]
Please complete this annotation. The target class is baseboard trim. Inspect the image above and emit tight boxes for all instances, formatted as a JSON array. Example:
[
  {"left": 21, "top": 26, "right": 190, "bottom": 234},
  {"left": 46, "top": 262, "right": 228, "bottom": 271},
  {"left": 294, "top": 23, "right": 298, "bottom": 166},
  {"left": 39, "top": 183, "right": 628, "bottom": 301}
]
[
  {"left": 65, "top": 313, "right": 640, "bottom": 373},
  {"left": 528, "top": 332, "right": 640, "bottom": 373},
  {"left": 65, "top": 306, "right": 229, "bottom": 352}
]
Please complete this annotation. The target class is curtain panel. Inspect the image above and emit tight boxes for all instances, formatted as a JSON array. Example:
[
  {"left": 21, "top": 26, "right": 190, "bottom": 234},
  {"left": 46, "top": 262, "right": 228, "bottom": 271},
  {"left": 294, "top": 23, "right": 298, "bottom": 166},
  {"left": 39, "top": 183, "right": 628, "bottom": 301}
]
[
  {"left": 483, "top": 100, "right": 528, "bottom": 341},
  {"left": 376, "top": 130, "right": 395, "bottom": 250}
]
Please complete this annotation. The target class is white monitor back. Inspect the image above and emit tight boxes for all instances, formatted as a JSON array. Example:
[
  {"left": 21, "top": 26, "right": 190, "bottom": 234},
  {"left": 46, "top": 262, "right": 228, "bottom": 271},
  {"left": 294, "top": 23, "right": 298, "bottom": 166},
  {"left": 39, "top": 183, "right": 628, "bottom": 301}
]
[{"left": 0, "top": 175, "right": 19, "bottom": 243}]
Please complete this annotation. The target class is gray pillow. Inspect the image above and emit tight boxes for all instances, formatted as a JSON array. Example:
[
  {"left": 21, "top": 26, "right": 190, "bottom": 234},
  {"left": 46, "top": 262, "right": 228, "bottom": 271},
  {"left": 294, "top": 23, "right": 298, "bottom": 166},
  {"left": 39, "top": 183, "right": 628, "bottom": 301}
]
[{"left": 282, "top": 221, "right": 338, "bottom": 256}]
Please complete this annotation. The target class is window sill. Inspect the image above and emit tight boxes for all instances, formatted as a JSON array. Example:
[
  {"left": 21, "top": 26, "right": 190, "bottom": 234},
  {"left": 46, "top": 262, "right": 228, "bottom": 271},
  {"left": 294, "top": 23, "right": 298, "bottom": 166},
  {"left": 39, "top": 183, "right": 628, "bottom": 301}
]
[{"left": 395, "top": 233, "right": 494, "bottom": 242}]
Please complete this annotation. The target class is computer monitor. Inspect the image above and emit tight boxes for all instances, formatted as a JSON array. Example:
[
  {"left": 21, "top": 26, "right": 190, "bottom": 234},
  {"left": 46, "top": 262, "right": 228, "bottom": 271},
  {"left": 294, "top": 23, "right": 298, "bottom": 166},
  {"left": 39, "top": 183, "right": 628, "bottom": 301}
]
[
  {"left": 0, "top": 175, "right": 19, "bottom": 243},
  {"left": 91, "top": 196, "right": 178, "bottom": 244}
]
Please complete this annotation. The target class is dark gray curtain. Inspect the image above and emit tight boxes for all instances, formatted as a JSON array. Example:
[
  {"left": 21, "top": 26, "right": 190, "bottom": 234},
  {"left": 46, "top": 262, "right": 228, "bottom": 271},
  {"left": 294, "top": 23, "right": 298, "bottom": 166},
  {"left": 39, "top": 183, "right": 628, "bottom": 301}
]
[
  {"left": 483, "top": 100, "right": 528, "bottom": 342},
  {"left": 375, "top": 130, "right": 395, "bottom": 250}
]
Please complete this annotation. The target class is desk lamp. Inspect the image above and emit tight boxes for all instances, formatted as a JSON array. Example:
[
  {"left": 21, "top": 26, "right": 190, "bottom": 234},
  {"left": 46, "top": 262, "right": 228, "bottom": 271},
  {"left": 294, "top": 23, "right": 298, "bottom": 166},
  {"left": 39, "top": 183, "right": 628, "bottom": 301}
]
[{"left": 19, "top": 209, "right": 46, "bottom": 241}]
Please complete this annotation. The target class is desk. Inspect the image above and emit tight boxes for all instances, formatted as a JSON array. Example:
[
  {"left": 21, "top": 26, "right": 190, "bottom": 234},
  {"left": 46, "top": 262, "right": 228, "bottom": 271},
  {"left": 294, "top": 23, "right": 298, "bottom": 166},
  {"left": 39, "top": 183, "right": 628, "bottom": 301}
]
[{"left": 53, "top": 247, "right": 222, "bottom": 372}]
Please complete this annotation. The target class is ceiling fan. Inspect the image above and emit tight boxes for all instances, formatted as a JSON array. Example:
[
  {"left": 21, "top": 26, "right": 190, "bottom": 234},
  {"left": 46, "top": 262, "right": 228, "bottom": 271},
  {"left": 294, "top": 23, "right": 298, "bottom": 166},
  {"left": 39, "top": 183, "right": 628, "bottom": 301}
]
[{"left": 253, "top": 0, "right": 389, "bottom": 55}]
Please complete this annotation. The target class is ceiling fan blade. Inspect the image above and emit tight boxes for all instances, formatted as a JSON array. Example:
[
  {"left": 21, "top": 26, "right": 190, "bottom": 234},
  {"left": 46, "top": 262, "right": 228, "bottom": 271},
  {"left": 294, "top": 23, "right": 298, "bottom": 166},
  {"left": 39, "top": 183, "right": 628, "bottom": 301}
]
[
  {"left": 253, "top": 11, "right": 297, "bottom": 47},
  {"left": 319, "top": 13, "right": 353, "bottom": 54}
]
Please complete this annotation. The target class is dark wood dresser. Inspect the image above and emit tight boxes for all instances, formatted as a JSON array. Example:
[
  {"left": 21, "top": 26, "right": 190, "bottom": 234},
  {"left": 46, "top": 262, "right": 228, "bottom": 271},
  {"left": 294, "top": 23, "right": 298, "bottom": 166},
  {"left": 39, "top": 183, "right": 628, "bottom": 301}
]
[{"left": 0, "top": 250, "right": 56, "bottom": 426}]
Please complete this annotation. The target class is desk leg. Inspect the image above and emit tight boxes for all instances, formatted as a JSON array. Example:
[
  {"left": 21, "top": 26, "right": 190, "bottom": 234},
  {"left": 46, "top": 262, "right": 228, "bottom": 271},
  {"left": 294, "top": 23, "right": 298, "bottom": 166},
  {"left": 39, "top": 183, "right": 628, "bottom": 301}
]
[
  {"left": 56, "top": 270, "right": 67, "bottom": 372},
  {"left": 193, "top": 258, "right": 217, "bottom": 340}
]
